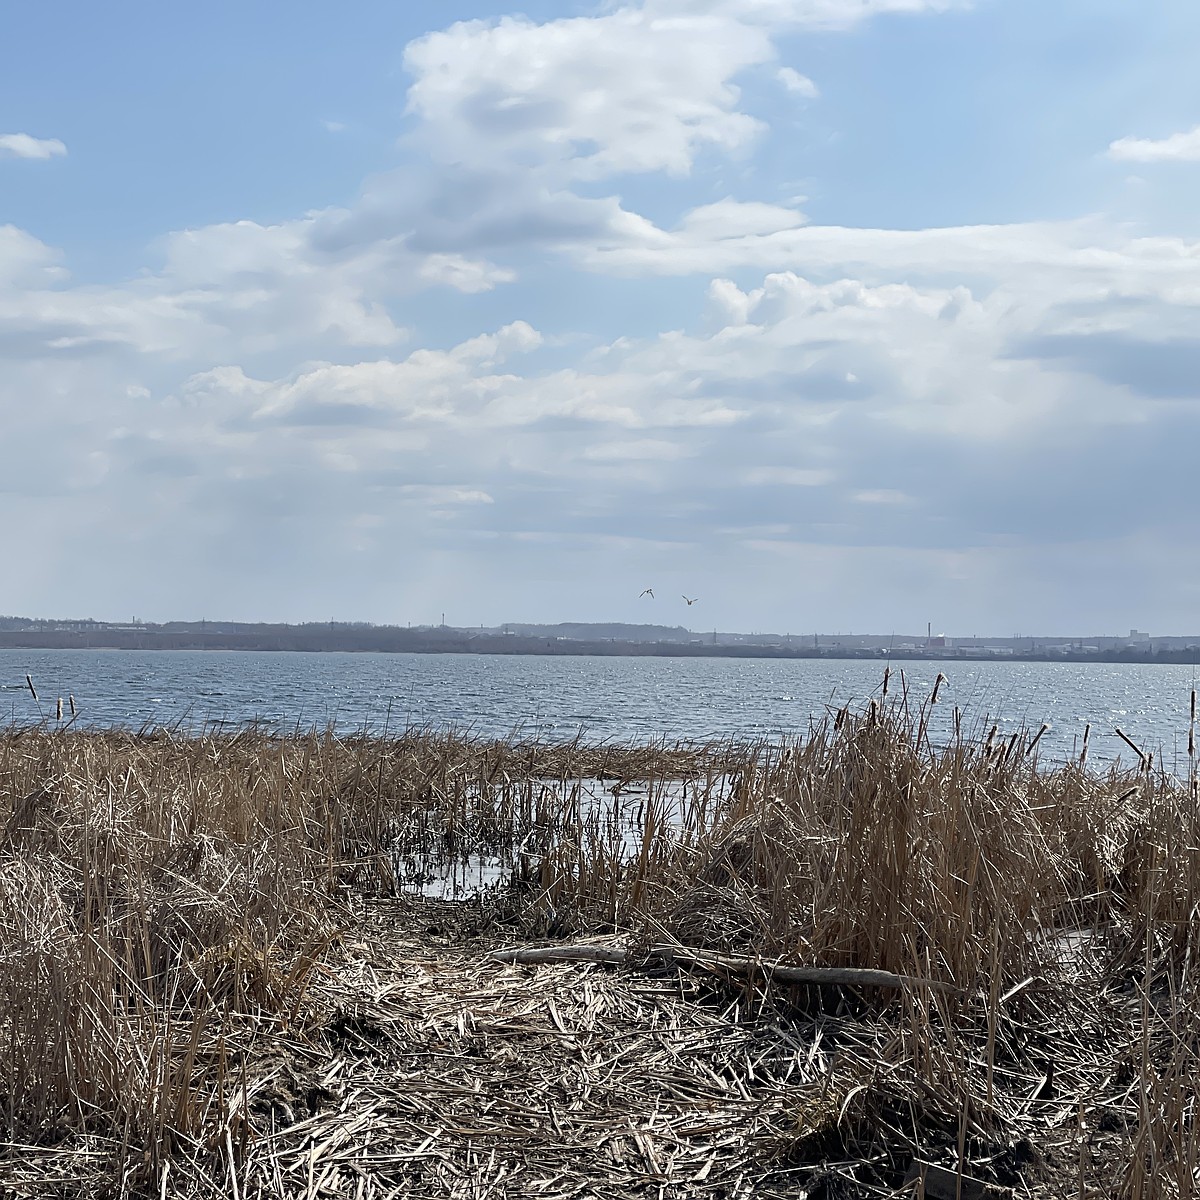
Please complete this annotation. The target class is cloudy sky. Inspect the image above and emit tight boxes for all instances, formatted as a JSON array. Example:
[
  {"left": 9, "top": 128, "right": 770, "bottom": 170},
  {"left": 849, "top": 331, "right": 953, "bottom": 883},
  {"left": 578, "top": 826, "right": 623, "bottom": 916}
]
[{"left": 3, "top": 1, "right": 1199, "bottom": 635}]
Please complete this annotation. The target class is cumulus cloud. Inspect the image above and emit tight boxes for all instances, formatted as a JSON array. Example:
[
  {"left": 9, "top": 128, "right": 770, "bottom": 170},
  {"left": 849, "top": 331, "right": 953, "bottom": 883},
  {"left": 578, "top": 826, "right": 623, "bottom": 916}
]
[
  {"left": 854, "top": 489, "right": 913, "bottom": 505},
  {"left": 403, "top": 9, "right": 773, "bottom": 179},
  {"left": 398, "top": 484, "right": 494, "bottom": 505},
  {"left": 129, "top": 263, "right": 1199, "bottom": 569},
  {"left": 645, "top": 0, "right": 966, "bottom": 29},
  {"left": 417, "top": 253, "right": 517, "bottom": 292},
  {"left": 7, "top": 233, "right": 1200, "bottom": 627},
  {"left": 0, "top": 225, "right": 69, "bottom": 287},
  {"left": 680, "top": 199, "right": 809, "bottom": 239},
  {"left": 777, "top": 67, "right": 819, "bottom": 97},
  {"left": 1108, "top": 124, "right": 1200, "bottom": 163},
  {"left": 278, "top": 0, "right": 959, "bottom": 288},
  {"left": 583, "top": 439, "right": 695, "bottom": 462},
  {"left": 0, "top": 132, "right": 67, "bottom": 160},
  {"left": 0, "top": 205, "right": 530, "bottom": 372},
  {"left": 578, "top": 209, "right": 1200, "bottom": 286},
  {"left": 744, "top": 466, "right": 835, "bottom": 485},
  {"left": 332, "top": 0, "right": 960, "bottom": 282},
  {"left": 7, "top": 0, "right": 1200, "bottom": 631}
]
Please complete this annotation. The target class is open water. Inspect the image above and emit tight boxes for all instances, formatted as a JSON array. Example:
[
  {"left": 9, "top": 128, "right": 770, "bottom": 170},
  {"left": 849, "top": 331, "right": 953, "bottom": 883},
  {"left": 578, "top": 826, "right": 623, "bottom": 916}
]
[{"left": 1, "top": 648, "right": 1197, "bottom": 769}]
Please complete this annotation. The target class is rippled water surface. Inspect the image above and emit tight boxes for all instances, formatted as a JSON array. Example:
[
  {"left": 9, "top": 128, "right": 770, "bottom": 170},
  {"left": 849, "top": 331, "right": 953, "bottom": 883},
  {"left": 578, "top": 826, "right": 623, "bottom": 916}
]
[{"left": 1, "top": 649, "right": 1197, "bottom": 767}]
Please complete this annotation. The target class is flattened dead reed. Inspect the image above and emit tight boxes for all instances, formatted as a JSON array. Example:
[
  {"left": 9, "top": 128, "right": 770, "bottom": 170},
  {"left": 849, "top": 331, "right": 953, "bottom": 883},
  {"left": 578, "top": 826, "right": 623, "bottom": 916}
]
[{"left": 0, "top": 686, "right": 1196, "bottom": 1197}]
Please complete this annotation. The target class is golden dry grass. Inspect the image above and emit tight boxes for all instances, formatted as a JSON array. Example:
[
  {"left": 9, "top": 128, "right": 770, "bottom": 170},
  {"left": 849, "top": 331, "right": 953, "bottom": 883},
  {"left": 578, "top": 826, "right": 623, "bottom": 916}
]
[{"left": 0, "top": 682, "right": 1196, "bottom": 1197}]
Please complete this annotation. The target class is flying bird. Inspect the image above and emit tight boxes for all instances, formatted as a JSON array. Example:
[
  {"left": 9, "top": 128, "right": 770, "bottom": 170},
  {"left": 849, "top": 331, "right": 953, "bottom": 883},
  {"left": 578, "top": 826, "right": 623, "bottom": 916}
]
[
  {"left": 683, "top": 596, "right": 698, "bottom": 605},
  {"left": 640, "top": 588, "right": 654, "bottom": 598}
]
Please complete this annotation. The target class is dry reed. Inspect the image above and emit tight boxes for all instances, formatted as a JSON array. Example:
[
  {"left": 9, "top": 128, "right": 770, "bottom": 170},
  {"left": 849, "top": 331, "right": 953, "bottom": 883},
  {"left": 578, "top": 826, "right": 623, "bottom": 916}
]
[{"left": 0, "top": 681, "right": 1195, "bottom": 1197}]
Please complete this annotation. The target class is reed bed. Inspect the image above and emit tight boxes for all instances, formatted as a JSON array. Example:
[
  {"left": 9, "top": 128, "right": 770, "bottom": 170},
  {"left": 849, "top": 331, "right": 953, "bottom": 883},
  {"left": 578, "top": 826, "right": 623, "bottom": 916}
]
[{"left": 0, "top": 682, "right": 1196, "bottom": 1197}]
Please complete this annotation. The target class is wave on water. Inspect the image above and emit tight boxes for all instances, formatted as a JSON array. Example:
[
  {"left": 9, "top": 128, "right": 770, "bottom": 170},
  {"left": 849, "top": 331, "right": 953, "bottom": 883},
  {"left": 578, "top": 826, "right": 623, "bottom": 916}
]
[{"left": 0, "top": 647, "right": 1196, "bottom": 769}]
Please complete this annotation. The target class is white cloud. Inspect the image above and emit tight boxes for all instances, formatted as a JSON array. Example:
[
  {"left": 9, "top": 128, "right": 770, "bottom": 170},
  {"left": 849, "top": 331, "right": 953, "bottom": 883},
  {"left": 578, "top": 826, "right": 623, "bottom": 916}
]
[
  {"left": 452, "top": 320, "right": 543, "bottom": 364},
  {"left": 402, "top": 10, "right": 773, "bottom": 179},
  {"left": 296, "top": 0, "right": 959, "bottom": 284},
  {"left": 0, "top": 207, "right": 525, "bottom": 369},
  {"left": 0, "top": 225, "right": 68, "bottom": 286},
  {"left": 398, "top": 484, "right": 494, "bottom": 505},
  {"left": 777, "top": 67, "right": 819, "bottom": 97},
  {"left": 680, "top": 198, "right": 809, "bottom": 239},
  {"left": 854, "top": 488, "right": 913, "bottom": 504},
  {"left": 6, "top": 228, "right": 1200, "bottom": 628},
  {"left": 744, "top": 466, "right": 835, "bottom": 485},
  {"left": 145, "top": 257, "right": 1188, "bottom": 531},
  {"left": 645, "top": 0, "right": 966, "bottom": 29},
  {"left": 8, "top": 0, "right": 1200, "bottom": 632},
  {"left": 709, "top": 276, "right": 758, "bottom": 325},
  {"left": 583, "top": 438, "right": 695, "bottom": 461},
  {"left": 418, "top": 253, "right": 517, "bottom": 293},
  {"left": 0, "top": 133, "right": 67, "bottom": 160},
  {"left": 1108, "top": 124, "right": 1200, "bottom": 163},
  {"left": 211, "top": 321, "right": 544, "bottom": 428},
  {"left": 576, "top": 208, "right": 1200, "bottom": 313}
]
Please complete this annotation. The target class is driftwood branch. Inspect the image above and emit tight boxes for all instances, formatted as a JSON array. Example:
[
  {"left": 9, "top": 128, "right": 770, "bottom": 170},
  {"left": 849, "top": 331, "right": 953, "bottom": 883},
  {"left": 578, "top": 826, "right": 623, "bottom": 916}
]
[
  {"left": 489, "top": 943, "right": 956, "bottom": 992},
  {"left": 490, "top": 945, "right": 629, "bottom": 967}
]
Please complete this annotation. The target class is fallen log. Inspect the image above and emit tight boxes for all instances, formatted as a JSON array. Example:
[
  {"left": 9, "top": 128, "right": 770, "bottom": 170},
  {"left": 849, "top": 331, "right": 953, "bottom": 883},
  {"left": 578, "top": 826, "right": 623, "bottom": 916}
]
[
  {"left": 489, "top": 945, "right": 629, "bottom": 967},
  {"left": 488, "top": 943, "right": 956, "bottom": 992}
]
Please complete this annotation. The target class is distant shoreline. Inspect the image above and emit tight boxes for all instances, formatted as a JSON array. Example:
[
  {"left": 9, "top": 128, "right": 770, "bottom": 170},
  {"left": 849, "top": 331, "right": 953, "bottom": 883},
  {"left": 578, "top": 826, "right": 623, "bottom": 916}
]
[{"left": 0, "top": 628, "right": 1197, "bottom": 665}]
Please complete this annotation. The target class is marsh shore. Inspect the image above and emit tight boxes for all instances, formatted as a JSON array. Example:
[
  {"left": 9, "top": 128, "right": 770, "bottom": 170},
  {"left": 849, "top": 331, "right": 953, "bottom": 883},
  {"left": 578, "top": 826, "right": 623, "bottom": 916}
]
[{"left": 1, "top": 694, "right": 1195, "bottom": 1197}]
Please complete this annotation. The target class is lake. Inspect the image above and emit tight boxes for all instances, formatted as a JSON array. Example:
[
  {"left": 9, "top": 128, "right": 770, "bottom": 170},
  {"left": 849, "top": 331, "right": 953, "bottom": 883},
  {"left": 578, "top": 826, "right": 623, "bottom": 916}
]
[{"left": 1, "top": 648, "right": 1196, "bottom": 769}]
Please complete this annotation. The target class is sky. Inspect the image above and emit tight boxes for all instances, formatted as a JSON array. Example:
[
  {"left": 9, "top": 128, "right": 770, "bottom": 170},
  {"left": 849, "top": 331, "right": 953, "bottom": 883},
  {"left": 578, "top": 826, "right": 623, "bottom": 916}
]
[{"left": 3, "top": 0, "right": 1200, "bottom": 635}]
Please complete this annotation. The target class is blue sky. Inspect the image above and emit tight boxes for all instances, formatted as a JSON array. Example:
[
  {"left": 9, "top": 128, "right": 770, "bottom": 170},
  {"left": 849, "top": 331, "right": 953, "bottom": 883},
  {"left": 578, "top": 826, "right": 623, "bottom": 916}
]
[{"left": 3, "top": 0, "right": 1200, "bottom": 634}]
